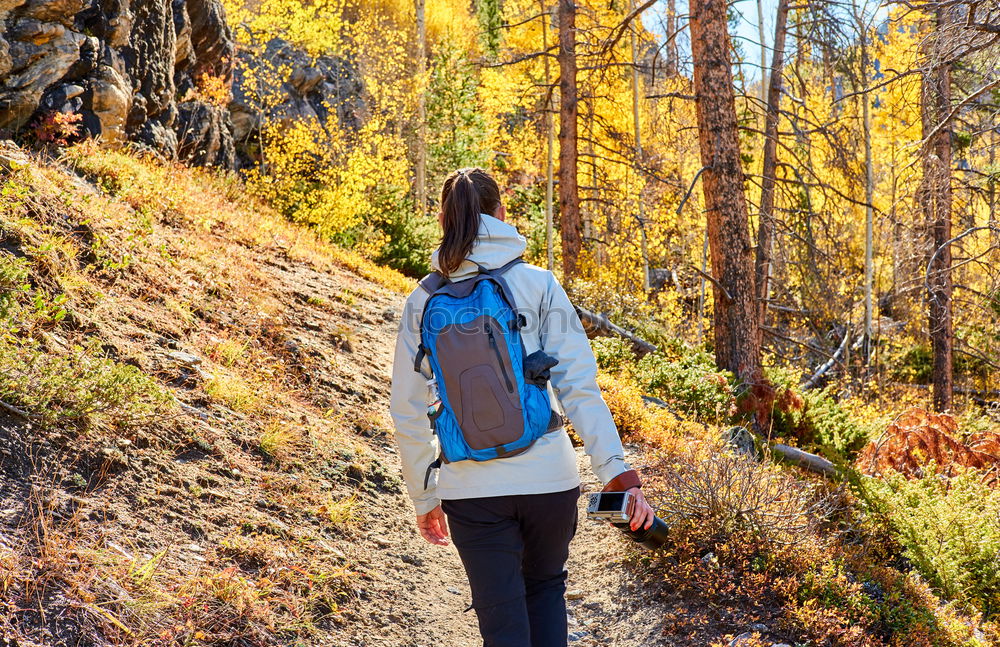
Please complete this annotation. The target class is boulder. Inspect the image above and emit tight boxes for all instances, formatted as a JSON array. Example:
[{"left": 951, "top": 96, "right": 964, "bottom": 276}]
[
  {"left": 227, "top": 38, "right": 365, "bottom": 164},
  {"left": 0, "top": 17, "right": 86, "bottom": 129},
  {"left": 0, "top": 0, "right": 239, "bottom": 168},
  {"left": 185, "top": 0, "right": 233, "bottom": 78},
  {"left": 19, "top": 0, "right": 86, "bottom": 26},
  {"left": 175, "top": 99, "right": 235, "bottom": 168},
  {"left": 172, "top": 0, "right": 193, "bottom": 79},
  {"left": 82, "top": 64, "right": 130, "bottom": 143},
  {"left": 121, "top": 0, "right": 177, "bottom": 150}
]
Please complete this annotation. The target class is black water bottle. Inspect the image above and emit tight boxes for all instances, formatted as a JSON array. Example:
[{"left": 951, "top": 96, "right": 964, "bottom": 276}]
[{"left": 612, "top": 516, "right": 670, "bottom": 550}]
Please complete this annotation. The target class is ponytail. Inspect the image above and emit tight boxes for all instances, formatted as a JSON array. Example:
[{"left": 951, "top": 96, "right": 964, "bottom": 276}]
[{"left": 438, "top": 167, "right": 501, "bottom": 275}]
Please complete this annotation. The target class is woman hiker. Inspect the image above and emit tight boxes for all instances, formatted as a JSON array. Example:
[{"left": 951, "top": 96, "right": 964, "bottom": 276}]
[{"left": 390, "top": 167, "right": 653, "bottom": 647}]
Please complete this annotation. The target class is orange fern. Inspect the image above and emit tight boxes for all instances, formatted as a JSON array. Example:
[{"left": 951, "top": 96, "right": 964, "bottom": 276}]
[{"left": 856, "top": 408, "right": 1000, "bottom": 483}]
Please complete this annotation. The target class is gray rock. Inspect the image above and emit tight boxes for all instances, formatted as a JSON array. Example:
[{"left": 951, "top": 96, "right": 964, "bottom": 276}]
[
  {"left": 0, "top": 20, "right": 86, "bottom": 129},
  {"left": 568, "top": 631, "right": 589, "bottom": 642},
  {"left": 167, "top": 350, "right": 202, "bottom": 366},
  {"left": 84, "top": 64, "right": 131, "bottom": 143},
  {"left": 186, "top": 0, "right": 234, "bottom": 78},
  {"left": 228, "top": 38, "right": 365, "bottom": 165},
  {"left": 175, "top": 99, "right": 235, "bottom": 167},
  {"left": 724, "top": 426, "right": 757, "bottom": 457},
  {"left": 20, "top": 0, "right": 86, "bottom": 26},
  {"left": 0, "top": 0, "right": 238, "bottom": 168}
]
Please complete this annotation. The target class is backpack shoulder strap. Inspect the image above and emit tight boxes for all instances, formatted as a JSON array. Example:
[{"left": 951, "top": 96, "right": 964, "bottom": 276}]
[
  {"left": 418, "top": 271, "right": 449, "bottom": 295},
  {"left": 483, "top": 258, "right": 526, "bottom": 329},
  {"left": 486, "top": 257, "right": 525, "bottom": 277}
]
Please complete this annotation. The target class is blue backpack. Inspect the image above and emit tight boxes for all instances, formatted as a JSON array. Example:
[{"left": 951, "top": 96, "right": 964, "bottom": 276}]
[{"left": 414, "top": 258, "right": 561, "bottom": 477}]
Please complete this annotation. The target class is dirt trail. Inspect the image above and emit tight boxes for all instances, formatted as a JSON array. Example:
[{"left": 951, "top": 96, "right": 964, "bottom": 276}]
[
  {"left": 322, "top": 278, "right": 670, "bottom": 647},
  {"left": 0, "top": 166, "right": 673, "bottom": 645}
]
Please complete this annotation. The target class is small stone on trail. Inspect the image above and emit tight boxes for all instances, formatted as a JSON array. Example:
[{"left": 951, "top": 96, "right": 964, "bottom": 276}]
[
  {"left": 730, "top": 633, "right": 759, "bottom": 647},
  {"left": 750, "top": 623, "right": 768, "bottom": 632},
  {"left": 446, "top": 587, "right": 461, "bottom": 595},
  {"left": 372, "top": 535, "right": 392, "bottom": 548},
  {"left": 167, "top": 350, "right": 202, "bottom": 367},
  {"left": 568, "top": 631, "right": 589, "bottom": 642},
  {"left": 566, "top": 589, "right": 584, "bottom": 600},
  {"left": 401, "top": 554, "right": 424, "bottom": 566}
]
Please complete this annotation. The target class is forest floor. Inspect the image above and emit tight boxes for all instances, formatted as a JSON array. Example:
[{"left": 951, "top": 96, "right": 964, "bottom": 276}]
[{"left": 0, "top": 144, "right": 790, "bottom": 647}]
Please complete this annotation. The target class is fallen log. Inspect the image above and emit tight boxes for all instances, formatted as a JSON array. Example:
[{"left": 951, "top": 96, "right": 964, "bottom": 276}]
[
  {"left": 770, "top": 443, "right": 840, "bottom": 479},
  {"left": 723, "top": 425, "right": 841, "bottom": 479},
  {"left": 575, "top": 306, "right": 657, "bottom": 357},
  {"left": 802, "top": 329, "right": 849, "bottom": 390}
]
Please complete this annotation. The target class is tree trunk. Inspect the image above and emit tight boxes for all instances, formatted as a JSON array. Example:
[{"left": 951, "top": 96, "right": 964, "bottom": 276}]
[
  {"left": 990, "top": 131, "right": 998, "bottom": 253},
  {"left": 558, "top": 0, "right": 582, "bottom": 280},
  {"left": 690, "top": 0, "right": 767, "bottom": 420},
  {"left": 414, "top": 0, "right": 427, "bottom": 216},
  {"left": 665, "top": 0, "right": 679, "bottom": 77},
  {"left": 921, "top": 7, "right": 954, "bottom": 412},
  {"left": 755, "top": 0, "right": 767, "bottom": 107},
  {"left": 542, "top": 0, "right": 555, "bottom": 271},
  {"left": 859, "top": 6, "right": 875, "bottom": 365},
  {"left": 631, "top": 0, "right": 649, "bottom": 292},
  {"left": 753, "top": 0, "right": 788, "bottom": 333}
]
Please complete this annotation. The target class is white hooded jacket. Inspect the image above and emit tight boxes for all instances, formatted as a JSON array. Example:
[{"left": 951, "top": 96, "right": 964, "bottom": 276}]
[{"left": 389, "top": 214, "right": 630, "bottom": 515}]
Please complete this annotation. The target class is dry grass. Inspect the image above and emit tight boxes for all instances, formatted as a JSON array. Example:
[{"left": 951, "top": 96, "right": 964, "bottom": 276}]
[
  {"left": 649, "top": 442, "right": 834, "bottom": 547},
  {"left": 0, "top": 142, "right": 395, "bottom": 646},
  {"left": 63, "top": 142, "right": 413, "bottom": 295}
]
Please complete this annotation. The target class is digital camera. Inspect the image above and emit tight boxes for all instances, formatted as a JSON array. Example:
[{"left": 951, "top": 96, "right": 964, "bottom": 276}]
[{"left": 586, "top": 491, "right": 669, "bottom": 550}]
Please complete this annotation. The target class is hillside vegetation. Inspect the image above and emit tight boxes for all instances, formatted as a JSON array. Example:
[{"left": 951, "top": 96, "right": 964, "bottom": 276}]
[
  {"left": 1, "top": 0, "right": 1000, "bottom": 644},
  {"left": 0, "top": 141, "right": 414, "bottom": 645},
  {"left": 1, "top": 143, "right": 999, "bottom": 647}
]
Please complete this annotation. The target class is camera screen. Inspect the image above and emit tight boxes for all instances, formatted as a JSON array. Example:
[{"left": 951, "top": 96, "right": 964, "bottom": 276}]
[{"left": 596, "top": 493, "right": 626, "bottom": 512}]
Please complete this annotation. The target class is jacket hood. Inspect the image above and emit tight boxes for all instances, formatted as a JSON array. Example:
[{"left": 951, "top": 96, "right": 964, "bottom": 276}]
[{"left": 431, "top": 213, "right": 527, "bottom": 280}]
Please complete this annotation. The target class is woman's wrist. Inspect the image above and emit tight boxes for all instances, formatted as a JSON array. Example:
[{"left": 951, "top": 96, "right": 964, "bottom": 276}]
[{"left": 602, "top": 469, "right": 642, "bottom": 492}]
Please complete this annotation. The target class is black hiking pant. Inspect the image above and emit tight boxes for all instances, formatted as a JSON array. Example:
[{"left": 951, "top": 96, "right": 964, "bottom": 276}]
[{"left": 441, "top": 487, "right": 580, "bottom": 647}]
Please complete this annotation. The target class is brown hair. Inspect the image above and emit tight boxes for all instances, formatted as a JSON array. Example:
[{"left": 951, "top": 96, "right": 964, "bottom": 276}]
[{"left": 438, "top": 167, "right": 501, "bottom": 275}]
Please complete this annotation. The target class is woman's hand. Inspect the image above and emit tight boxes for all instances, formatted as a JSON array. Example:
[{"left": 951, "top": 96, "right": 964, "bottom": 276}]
[
  {"left": 626, "top": 487, "right": 654, "bottom": 532},
  {"left": 416, "top": 505, "right": 449, "bottom": 546}
]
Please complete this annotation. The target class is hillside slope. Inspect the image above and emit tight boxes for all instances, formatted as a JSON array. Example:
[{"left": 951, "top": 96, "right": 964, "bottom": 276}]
[
  {"left": 6, "top": 144, "right": 983, "bottom": 647},
  {"left": 0, "top": 143, "right": 694, "bottom": 647}
]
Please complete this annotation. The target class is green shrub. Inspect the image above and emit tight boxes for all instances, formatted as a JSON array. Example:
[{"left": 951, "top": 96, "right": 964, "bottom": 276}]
[
  {"left": 569, "top": 280, "right": 670, "bottom": 348},
  {"left": 0, "top": 336, "right": 169, "bottom": 431},
  {"left": 505, "top": 183, "right": 549, "bottom": 266},
  {"left": 767, "top": 368, "right": 875, "bottom": 458},
  {"left": 592, "top": 338, "right": 733, "bottom": 422},
  {"left": 0, "top": 253, "right": 30, "bottom": 320},
  {"left": 892, "top": 344, "right": 933, "bottom": 384},
  {"left": 800, "top": 387, "right": 874, "bottom": 456},
  {"left": 857, "top": 466, "right": 1000, "bottom": 618},
  {"left": 365, "top": 194, "right": 436, "bottom": 278},
  {"left": 634, "top": 349, "right": 734, "bottom": 422},
  {"left": 591, "top": 337, "right": 636, "bottom": 375}
]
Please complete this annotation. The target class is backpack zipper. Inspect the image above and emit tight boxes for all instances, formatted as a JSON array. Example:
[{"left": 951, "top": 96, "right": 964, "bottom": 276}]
[{"left": 485, "top": 322, "right": 515, "bottom": 393}]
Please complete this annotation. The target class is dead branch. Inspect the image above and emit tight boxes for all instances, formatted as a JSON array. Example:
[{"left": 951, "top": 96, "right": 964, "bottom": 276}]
[{"left": 575, "top": 306, "right": 658, "bottom": 357}]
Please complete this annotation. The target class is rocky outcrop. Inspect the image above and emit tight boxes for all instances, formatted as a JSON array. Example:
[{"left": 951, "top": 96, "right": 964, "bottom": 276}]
[
  {"left": 0, "top": 0, "right": 237, "bottom": 167},
  {"left": 0, "top": 1, "right": 368, "bottom": 170},
  {"left": 229, "top": 37, "right": 365, "bottom": 166}
]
